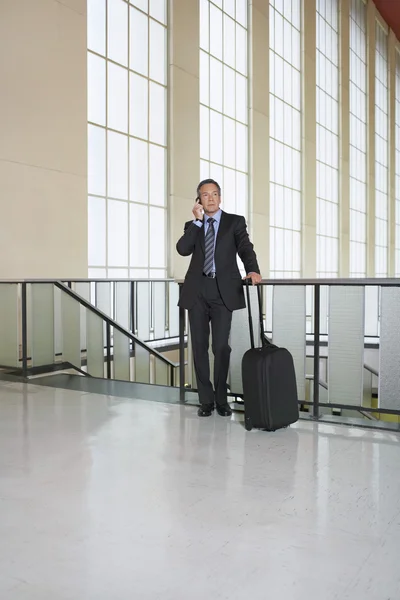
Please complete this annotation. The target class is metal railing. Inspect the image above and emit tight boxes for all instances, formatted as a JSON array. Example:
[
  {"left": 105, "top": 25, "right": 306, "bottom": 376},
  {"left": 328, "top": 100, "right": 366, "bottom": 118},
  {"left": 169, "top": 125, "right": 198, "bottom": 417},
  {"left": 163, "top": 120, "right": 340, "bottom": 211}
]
[
  {"left": 177, "top": 278, "right": 400, "bottom": 428},
  {"left": 0, "top": 277, "right": 399, "bottom": 430},
  {"left": 0, "top": 280, "right": 178, "bottom": 386}
]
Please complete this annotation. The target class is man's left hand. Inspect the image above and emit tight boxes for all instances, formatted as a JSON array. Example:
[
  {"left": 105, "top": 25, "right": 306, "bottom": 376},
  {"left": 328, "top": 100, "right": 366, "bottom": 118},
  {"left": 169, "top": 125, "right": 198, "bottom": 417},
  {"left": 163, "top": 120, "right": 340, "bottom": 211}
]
[{"left": 243, "top": 272, "right": 262, "bottom": 285}]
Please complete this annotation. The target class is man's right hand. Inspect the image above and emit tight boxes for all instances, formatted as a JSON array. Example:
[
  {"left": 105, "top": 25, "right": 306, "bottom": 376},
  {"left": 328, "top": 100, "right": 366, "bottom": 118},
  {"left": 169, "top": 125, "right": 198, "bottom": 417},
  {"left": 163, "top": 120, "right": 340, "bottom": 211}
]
[{"left": 192, "top": 199, "right": 204, "bottom": 221}]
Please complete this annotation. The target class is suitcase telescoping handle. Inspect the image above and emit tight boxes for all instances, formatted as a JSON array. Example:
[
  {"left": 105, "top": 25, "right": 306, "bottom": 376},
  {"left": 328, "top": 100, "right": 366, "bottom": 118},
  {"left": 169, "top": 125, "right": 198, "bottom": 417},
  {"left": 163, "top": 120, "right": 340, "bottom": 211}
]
[{"left": 245, "top": 279, "right": 269, "bottom": 349}]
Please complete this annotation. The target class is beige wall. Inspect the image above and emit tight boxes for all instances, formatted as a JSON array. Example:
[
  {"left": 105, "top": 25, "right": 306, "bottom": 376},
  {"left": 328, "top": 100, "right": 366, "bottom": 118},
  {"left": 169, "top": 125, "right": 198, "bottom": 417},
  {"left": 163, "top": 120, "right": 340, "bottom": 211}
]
[
  {"left": 339, "top": 0, "right": 350, "bottom": 277},
  {"left": 0, "top": 0, "right": 87, "bottom": 279},
  {"left": 250, "top": 0, "right": 270, "bottom": 278},
  {"left": 168, "top": 0, "right": 200, "bottom": 280},
  {"left": 302, "top": 0, "right": 317, "bottom": 278}
]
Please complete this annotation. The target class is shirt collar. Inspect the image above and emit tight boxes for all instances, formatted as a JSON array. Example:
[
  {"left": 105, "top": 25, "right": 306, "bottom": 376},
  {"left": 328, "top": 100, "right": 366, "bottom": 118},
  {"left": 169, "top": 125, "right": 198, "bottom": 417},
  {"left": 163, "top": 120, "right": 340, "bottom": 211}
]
[{"left": 206, "top": 209, "right": 222, "bottom": 224}]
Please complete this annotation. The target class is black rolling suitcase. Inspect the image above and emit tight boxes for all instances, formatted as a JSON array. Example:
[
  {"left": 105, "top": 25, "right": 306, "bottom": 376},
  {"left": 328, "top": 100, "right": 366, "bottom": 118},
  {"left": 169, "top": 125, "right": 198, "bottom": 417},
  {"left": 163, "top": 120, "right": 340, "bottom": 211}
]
[{"left": 242, "top": 282, "right": 299, "bottom": 432}]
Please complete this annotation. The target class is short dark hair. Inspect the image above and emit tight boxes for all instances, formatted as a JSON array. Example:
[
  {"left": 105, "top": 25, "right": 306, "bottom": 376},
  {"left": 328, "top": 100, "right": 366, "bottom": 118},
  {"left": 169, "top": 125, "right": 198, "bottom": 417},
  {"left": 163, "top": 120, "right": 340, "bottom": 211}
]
[{"left": 197, "top": 179, "right": 221, "bottom": 197}]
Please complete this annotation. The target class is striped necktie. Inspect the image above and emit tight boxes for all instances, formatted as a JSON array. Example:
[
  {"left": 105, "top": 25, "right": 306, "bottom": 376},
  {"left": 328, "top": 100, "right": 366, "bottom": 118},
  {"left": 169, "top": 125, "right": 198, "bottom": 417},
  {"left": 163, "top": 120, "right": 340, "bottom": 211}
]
[{"left": 203, "top": 217, "right": 216, "bottom": 276}]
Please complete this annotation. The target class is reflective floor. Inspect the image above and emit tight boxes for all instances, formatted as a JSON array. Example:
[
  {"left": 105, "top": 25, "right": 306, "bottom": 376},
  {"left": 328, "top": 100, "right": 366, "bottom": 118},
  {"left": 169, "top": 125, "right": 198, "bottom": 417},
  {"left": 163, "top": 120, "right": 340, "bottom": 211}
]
[{"left": 0, "top": 381, "right": 400, "bottom": 600}]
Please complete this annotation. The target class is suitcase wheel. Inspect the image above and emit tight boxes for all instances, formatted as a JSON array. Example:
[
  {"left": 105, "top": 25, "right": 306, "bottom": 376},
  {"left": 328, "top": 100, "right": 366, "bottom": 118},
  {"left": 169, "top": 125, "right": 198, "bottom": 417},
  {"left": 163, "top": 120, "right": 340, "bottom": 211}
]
[{"left": 245, "top": 417, "right": 253, "bottom": 431}]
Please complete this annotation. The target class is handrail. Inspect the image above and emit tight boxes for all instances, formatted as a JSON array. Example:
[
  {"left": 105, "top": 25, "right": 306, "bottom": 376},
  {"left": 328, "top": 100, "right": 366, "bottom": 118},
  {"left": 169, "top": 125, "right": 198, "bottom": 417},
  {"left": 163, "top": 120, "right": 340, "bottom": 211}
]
[
  {"left": 306, "top": 356, "right": 379, "bottom": 378},
  {"left": 0, "top": 278, "right": 175, "bottom": 284},
  {"left": 364, "top": 363, "right": 379, "bottom": 377},
  {"left": 0, "top": 277, "right": 399, "bottom": 286},
  {"left": 305, "top": 374, "right": 328, "bottom": 390},
  {"left": 174, "top": 278, "right": 400, "bottom": 286},
  {"left": 67, "top": 278, "right": 175, "bottom": 283},
  {"left": 54, "top": 282, "right": 177, "bottom": 370}
]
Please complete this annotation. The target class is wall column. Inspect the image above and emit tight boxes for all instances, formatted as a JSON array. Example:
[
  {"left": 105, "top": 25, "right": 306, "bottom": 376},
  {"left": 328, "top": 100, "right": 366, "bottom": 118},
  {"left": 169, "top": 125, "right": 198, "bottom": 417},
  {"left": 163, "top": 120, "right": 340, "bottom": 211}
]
[
  {"left": 388, "top": 29, "right": 396, "bottom": 277},
  {"left": 168, "top": 0, "right": 200, "bottom": 279},
  {"left": 366, "top": 0, "right": 376, "bottom": 277},
  {"left": 0, "top": 0, "right": 87, "bottom": 278},
  {"left": 302, "top": 0, "right": 317, "bottom": 277},
  {"left": 249, "top": 0, "right": 270, "bottom": 278},
  {"left": 339, "top": 0, "right": 350, "bottom": 277}
]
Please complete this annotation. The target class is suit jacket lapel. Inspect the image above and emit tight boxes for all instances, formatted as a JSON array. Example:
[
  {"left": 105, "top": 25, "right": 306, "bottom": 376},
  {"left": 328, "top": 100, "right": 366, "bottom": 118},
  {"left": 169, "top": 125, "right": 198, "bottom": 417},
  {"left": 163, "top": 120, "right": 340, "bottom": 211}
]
[
  {"left": 199, "top": 220, "right": 205, "bottom": 255},
  {"left": 215, "top": 211, "right": 228, "bottom": 249}
]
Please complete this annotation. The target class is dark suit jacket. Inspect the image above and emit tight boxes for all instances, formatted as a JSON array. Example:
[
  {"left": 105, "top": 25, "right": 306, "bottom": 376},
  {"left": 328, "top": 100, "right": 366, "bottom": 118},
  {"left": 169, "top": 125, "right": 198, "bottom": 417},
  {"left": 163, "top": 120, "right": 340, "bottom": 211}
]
[{"left": 176, "top": 211, "right": 260, "bottom": 311}]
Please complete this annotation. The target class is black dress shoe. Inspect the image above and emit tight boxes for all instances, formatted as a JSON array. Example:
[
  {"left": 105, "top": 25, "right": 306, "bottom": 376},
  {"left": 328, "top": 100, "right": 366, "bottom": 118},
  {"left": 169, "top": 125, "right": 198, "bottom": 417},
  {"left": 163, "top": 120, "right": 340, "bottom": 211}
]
[
  {"left": 216, "top": 404, "right": 232, "bottom": 417},
  {"left": 198, "top": 405, "right": 214, "bottom": 417}
]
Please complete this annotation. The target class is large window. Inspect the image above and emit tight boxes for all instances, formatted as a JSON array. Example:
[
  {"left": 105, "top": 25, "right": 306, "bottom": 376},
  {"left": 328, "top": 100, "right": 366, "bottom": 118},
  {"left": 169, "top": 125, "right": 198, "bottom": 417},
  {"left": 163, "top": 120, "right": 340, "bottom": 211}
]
[
  {"left": 349, "top": 0, "right": 367, "bottom": 277},
  {"left": 374, "top": 21, "right": 389, "bottom": 278},
  {"left": 199, "top": 0, "right": 248, "bottom": 218},
  {"left": 316, "top": 0, "right": 339, "bottom": 277},
  {"left": 269, "top": 0, "right": 302, "bottom": 278},
  {"left": 87, "top": 0, "right": 167, "bottom": 279},
  {"left": 396, "top": 51, "right": 400, "bottom": 276}
]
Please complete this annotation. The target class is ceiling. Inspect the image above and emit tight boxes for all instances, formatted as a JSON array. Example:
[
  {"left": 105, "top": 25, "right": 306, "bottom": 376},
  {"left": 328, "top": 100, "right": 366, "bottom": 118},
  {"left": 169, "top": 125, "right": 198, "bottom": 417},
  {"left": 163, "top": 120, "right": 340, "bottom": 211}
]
[{"left": 374, "top": 0, "right": 400, "bottom": 41}]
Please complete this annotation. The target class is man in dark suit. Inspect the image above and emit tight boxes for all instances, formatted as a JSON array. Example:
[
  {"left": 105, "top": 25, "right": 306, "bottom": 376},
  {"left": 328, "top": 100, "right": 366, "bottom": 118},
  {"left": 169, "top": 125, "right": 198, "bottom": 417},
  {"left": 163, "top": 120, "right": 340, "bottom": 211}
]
[{"left": 177, "top": 179, "right": 261, "bottom": 417}]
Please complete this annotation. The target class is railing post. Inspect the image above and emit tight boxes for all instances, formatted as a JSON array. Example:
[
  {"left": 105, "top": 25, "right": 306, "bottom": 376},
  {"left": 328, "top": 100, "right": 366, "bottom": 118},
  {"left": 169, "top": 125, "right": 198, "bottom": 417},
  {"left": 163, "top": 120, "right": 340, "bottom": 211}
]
[
  {"left": 179, "top": 290, "right": 185, "bottom": 402},
  {"left": 21, "top": 282, "right": 28, "bottom": 378},
  {"left": 165, "top": 281, "right": 170, "bottom": 335},
  {"left": 313, "top": 284, "right": 321, "bottom": 419},
  {"left": 106, "top": 323, "right": 112, "bottom": 379},
  {"left": 130, "top": 281, "right": 135, "bottom": 334}
]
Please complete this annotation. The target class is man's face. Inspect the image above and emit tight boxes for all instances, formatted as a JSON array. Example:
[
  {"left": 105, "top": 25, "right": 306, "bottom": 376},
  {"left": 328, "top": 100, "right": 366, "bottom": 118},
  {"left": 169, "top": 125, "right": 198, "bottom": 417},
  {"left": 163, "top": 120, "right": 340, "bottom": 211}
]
[{"left": 198, "top": 183, "right": 221, "bottom": 215}]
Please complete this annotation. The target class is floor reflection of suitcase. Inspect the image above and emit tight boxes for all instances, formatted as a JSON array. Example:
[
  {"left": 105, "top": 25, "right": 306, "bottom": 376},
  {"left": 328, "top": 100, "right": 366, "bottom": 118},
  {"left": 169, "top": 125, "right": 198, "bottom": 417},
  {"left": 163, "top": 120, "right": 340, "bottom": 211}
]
[{"left": 242, "top": 282, "right": 299, "bottom": 432}]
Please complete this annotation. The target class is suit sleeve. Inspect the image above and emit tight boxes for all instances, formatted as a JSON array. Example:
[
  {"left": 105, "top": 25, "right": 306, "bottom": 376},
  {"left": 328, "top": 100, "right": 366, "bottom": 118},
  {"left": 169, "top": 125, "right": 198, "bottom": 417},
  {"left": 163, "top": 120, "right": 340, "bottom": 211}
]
[
  {"left": 176, "top": 220, "right": 202, "bottom": 257},
  {"left": 234, "top": 216, "right": 260, "bottom": 274}
]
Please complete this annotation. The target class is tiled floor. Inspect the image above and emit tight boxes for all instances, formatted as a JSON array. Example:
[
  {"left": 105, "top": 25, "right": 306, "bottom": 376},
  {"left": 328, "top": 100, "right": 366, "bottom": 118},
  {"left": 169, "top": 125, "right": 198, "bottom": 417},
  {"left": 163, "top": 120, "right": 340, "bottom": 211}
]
[{"left": 0, "top": 381, "right": 399, "bottom": 600}]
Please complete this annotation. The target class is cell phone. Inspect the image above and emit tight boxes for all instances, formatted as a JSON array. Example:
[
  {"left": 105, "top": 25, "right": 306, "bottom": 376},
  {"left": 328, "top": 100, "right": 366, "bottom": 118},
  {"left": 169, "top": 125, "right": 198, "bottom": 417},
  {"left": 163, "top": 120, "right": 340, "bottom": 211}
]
[{"left": 195, "top": 196, "right": 204, "bottom": 215}]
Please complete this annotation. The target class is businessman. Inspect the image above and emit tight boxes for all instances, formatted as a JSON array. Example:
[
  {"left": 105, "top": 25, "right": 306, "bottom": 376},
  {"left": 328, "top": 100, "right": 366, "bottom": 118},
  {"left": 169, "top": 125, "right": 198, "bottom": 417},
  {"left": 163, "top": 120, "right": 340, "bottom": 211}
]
[{"left": 176, "top": 179, "right": 261, "bottom": 417}]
